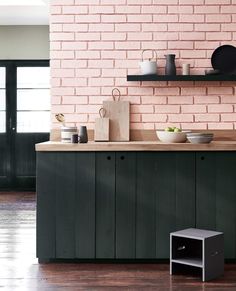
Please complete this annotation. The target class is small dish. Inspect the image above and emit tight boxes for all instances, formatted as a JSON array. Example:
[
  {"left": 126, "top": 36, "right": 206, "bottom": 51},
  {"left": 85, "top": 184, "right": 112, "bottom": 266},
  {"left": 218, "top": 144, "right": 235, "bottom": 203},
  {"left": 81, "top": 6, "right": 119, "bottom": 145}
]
[{"left": 156, "top": 130, "right": 190, "bottom": 143}]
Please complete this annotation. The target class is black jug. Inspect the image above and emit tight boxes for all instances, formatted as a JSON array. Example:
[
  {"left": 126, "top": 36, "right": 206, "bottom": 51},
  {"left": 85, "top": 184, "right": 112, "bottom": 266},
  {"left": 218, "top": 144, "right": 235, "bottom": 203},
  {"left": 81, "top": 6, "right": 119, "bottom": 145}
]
[
  {"left": 79, "top": 126, "right": 88, "bottom": 143},
  {"left": 165, "top": 54, "right": 176, "bottom": 75}
]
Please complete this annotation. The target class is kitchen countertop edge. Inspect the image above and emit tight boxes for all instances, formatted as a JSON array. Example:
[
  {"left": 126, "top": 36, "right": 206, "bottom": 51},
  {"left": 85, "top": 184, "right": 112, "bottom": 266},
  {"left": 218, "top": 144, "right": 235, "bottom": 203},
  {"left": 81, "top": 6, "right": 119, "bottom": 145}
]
[{"left": 35, "top": 141, "right": 236, "bottom": 152}]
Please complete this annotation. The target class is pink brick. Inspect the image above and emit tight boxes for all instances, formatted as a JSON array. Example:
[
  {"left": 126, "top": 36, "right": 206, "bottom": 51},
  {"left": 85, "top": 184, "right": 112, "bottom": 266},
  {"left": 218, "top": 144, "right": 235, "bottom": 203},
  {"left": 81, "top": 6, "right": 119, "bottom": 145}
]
[
  {"left": 179, "top": 0, "right": 203, "bottom": 3},
  {"left": 205, "top": 0, "right": 230, "bottom": 3},
  {"left": 76, "top": 87, "right": 100, "bottom": 95},
  {"left": 75, "top": 32, "right": 100, "bottom": 41},
  {"left": 168, "top": 41, "right": 194, "bottom": 49},
  {"left": 51, "top": 42, "right": 61, "bottom": 50},
  {"left": 221, "top": 96, "right": 236, "bottom": 103},
  {"left": 221, "top": 114, "right": 236, "bottom": 122},
  {"left": 116, "top": 42, "right": 140, "bottom": 50},
  {"left": 51, "top": 50, "right": 74, "bottom": 59},
  {"left": 155, "top": 105, "right": 180, "bottom": 114},
  {"left": 51, "top": 87, "right": 75, "bottom": 96},
  {"left": 50, "top": 24, "right": 63, "bottom": 32},
  {"left": 76, "top": 51, "right": 100, "bottom": 59},
  {"left": 168, "top": 6, "right": 193, "bottom": 14},
  {"left": 62, "top": 96, "right": 88, "bottom": 105},
  {"left": 51, "top": 0, "right": 74, "bottom": 4},
  {"left": 51, "top": 105, "right": 75, "bottom": 113},
  {"left": 101, "top": 0, "right": 126, "bottom": 4},
  {"left": 102, "top": 68, "right": 126, "bottom": 77},
  {"left": 128, "top": 32, "right": 152, "bottom": 41},
  {"left": 168, "top": 114, "right": 194, "bottom": 122},
  {"left": 63, "top": 114, "right": 88, "bottom": 123},
  {"left": 155, "top": 87, "right": 180, "bottom": 96},
  {"left": 50, "top": 32, "right": 74, "bottom": 41},
  {"left": 142, "top": 42, "right": 167, "bottom": 50},
  {"left": 131, "top": 114, "right": 141, "bottom": 122},
  {"left": 90, "top": 5, "right": 114, "bottom": 14},
  {"left": 102, "top": 15, "right": 126, "bottom": 23},
  {"left": 128, "top": 15, "right": 152, "bottom": 23},
  {"left": 76, "top": 104, "right": 101, "bottom": 114},
  {"left": 75, "top": 68, "right": 101, "bottom": 77},
  {"left": 181, "top": 87, "right": 206, "bottom": 95},
  {"left": 50, "top": 15, "right": 74, "bottom": 23},
  {"left": 181, "top": 123, "right": 207, "bottom": 130},
  {"left": 153, "top": 32, "right": 178, "bottom": 41},
  {"left": 61, "top": 78, "right": 87, "bottom": 87},
  {"left": 168, "top": 24, "right": 193, "bottom": 32},
  {"left": 206, "top": 14, "right": 231, "bottom": 23},
  {"left": 101, "top": 50, "right": 126, "bottom": 59},
  {"left": 180, "top": 32, "right": 205, "bottom": 41},
  {"left": 142, "top": 114, "right": 167, "bottom": 122},
  {"left": 154, "top": 15, "right": 178, "bottom": 23},
  {"left": 194, "top": 96, "right": 220, "bottom": 104},
  {"left": 117, "top": 5, "right": 141, "bottom": 14},
  {"left": 142, "top": 6, "right": 167, "bottom": 14},
  {"left": 75, "top": 0, "right": 99, "bottom": 4},
  {"left": 115, "top": 60, "right": 138, "bottom": 68},
  {"left": 50, "top": 6, "right": 61, "bottom": 14},
  {"left": 195, "top": 114, "right": 220, "bottom": 122},
  {"left": 89, "top": 42, "right": 113, "bottom": 50},
  {"left": 181, "top": 105, "right": 207, "bottom": 113},
  {"left": 90, "top": 23, "right": 114, "bottom": 32},
  {"left": 155, "top": 123, "right": 181, "bottom": 130},
  {"left": 180, "top": 50, "right": 206, "bottom": 58},
  {"left": 208, "top": 104, "right": 233, "bottom": 113},
  {"left": 153, "top": 0, "right": 178, "bottom": 3},
  {"left": 168, "top": 96, "right": 193, "bottom": 104},
  {"left": 128, "top": 87, "right": 154, "bottom": 96},
  {"left": 51, "top": 68, "right": 75, "bottom": 78},
  {"left": 143, "top": 23, "right": 167, "bottom": 32},
  {"left": 75, "top": 15, "right": 100, "bottom": 23},
  {"left": 208, "top": 87, "right": 233, "bottom": 95},
  {"left": 221, "top": 24, "right": 236, "bottom": 32},
  {"left": 195, "top": 24, "right": 220, "bottom": 32},
  {"left": 88, "top": 60, "right": 113, "bottom": 68},
  {"left": 63, "top": 24, "right": 88, "bottom": 32},
  {"left": 62, "top": 42, "right": 86, "bottom": 50},
  {"left": 51, "top": 78, "right": 60, "bottom": 87},
  {"left": 179, "top": 15, "right": 204, "bottom": 23},
  {"left": 206, "top": 32, "right": 231, "bottom": 41},
  {"left": 63, "top": 6, "right": 88, "bottom": 14},
  {"left": 89, "top": 78, "right": 114, "bottom": 86},
  {"left": 51, "top": 96, "right": 61, "bottom": 104},
  {"left": 131, "top": 105, "right": 154, "bottom": 114},
  {"left": 115, "top": 23, "right": 141, "bottom": 32},
  {"left": 194, "top": 5, "right": 219, "bottom": 14},
  {"left": 142, "top": 96, "right": 167, "bottom": 105},
  {"left": 102, "top": 33, "right": 126, "bottom": 41},
  {"left": 208, "top": 123, "right": 233, "bottom": 130},
  {"left": 127, "top": 0, "right": 152, "bottom": 4}
]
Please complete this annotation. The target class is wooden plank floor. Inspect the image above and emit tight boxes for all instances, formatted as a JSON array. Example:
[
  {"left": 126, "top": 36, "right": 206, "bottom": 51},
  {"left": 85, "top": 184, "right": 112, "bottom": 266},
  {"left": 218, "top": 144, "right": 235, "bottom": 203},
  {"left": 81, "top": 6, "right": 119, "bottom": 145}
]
[{"left": 0, "top": 192, "right": 236, "bottom": 291}]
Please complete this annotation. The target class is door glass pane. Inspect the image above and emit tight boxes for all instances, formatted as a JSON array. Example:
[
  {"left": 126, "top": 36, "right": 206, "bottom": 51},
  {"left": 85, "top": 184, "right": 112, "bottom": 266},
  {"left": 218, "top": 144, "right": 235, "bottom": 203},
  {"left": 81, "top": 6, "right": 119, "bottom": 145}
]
[
  {"left": 0, "top": 112, "right": 6, "bottom": 133},
  {"left": 0, "top": 90, "right": 6, "bottom": 110},
  {"left": 17, "top": 67, "right": 50, "bottom": 88},
  {"left": 17, "top": 89, "right": 50, "bottom": 111},
  {"left": 0, "top": 68, "right": 5, "bottom": 88},
  {"left": 17, "top": 66, "right": 50, "bottom": 133},
  {"left": 17, "top": 112, "right": 50, "bottom": 133}
]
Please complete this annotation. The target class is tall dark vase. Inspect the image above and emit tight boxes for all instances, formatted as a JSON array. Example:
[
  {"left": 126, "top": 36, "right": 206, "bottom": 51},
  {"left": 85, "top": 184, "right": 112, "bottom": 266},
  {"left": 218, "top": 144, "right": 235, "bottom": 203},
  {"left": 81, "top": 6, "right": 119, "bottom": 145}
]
[
  {"left": 165, "top": 54, "right": 176, "bottom": 75},
  {"left": 79, "top": 126, "right": 88, "bottom": 143}
]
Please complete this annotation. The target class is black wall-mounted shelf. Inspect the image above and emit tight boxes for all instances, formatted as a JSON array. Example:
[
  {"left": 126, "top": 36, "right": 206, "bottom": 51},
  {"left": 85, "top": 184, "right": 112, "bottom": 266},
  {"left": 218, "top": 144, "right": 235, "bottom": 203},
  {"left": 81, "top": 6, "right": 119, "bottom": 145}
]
[{"left": 127, "top": 74, "right": 236, "bottom": 82}]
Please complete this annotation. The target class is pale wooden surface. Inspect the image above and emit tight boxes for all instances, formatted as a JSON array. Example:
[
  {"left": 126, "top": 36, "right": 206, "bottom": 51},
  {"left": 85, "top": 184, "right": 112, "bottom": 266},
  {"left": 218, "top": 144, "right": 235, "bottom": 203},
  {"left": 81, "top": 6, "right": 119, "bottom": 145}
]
[
  {"left": 36, "top": 140, "right": 236, "bottom": 152},
  {"left": 103, "top": 100, "right": 130, "bottom": 141},
  {"left": 94, "top": 118, "right": 109, "bottom": 141}
]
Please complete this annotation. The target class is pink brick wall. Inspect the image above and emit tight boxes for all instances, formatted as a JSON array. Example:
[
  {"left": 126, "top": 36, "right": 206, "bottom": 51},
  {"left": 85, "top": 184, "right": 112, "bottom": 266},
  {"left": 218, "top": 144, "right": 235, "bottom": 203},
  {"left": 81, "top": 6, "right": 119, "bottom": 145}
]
[{"left": 50, "top": 0, "right": 236, "bottom": 131}]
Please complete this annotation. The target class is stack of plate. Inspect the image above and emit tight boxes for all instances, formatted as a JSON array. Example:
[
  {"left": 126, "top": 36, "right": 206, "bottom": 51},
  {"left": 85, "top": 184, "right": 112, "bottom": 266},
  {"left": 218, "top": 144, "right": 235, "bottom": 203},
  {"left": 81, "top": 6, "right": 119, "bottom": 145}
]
[{"left": 187, "top": 132, "right": 214, "bottom": 144}]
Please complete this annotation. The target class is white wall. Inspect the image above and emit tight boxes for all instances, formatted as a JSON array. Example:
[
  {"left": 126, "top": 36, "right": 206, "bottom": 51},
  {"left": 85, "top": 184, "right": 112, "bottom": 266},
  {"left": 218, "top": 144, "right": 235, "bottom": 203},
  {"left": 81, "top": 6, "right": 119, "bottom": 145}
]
[{"left": 0, "top": 26, "right": 49, "bottom": 60}]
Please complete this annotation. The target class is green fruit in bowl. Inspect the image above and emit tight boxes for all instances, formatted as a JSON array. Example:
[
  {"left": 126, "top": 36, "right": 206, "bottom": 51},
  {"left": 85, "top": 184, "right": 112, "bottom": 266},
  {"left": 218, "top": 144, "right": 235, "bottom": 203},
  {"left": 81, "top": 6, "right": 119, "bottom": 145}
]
[
  {"left": 165, "top": 127, "right": 174, "bottom": 132},
  {"left": 174, "top": 128, "right": 181, "bottom": 133}
]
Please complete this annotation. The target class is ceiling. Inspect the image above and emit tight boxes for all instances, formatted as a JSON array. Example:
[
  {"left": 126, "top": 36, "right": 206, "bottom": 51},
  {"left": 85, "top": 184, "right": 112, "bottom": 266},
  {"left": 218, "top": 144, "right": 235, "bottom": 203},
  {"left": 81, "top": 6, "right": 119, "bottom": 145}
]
[{"left": 0, "top": 0, "right": 49, "bottom": 25}]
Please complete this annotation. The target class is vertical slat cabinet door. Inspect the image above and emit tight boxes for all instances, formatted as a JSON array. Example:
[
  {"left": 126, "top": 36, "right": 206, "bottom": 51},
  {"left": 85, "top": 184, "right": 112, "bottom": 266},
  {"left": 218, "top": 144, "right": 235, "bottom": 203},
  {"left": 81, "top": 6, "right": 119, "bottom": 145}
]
[
  {"left": 175, "top": 152, "right": 196, "bottom": 230},
  {"left": 96, "top": 152, "right": 116, "bottom": 258},
  {"left": 136, "top": 152, "right": 157, "bottom": 258},
  {"left": 196, "top": 152, "right": 217, "bottom": 230},
  {"left": 75, "top": 153, "right": 95, "bottom": 258},
  {"left": 216, "top": 153, "right": 236, "bottom": 259},
  {"left": 55, "top": 152, "right": 76, "bottom": 258},
  {"left": 155, "top": 153, "right": 176, "bottom": 259},
  {"left": 116, "top": 152, "right": 136, "bottom": 259},
  {"left": 36, "top": 152, "right": 56, "bottom": 260}
]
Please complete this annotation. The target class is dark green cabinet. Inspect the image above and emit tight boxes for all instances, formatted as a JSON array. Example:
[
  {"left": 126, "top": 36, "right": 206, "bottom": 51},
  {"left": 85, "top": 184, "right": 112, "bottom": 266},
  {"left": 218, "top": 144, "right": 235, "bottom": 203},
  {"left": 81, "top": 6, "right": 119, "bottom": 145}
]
[
  {"left": 196, "top": 152, "right": 236, "bottom": 259},
  {"left": 136, "top": 152, "right": 195, "bottom": 259},
  {"left": 37, "top": 151, "right": 236, "bottom": 261}
]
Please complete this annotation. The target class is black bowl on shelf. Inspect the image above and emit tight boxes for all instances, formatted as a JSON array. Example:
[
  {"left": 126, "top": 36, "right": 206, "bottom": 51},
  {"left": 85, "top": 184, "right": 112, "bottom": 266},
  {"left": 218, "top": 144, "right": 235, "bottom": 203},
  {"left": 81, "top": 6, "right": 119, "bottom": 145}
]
[{"left": 211, "top": 45, "right": 236, "bottom": 75}]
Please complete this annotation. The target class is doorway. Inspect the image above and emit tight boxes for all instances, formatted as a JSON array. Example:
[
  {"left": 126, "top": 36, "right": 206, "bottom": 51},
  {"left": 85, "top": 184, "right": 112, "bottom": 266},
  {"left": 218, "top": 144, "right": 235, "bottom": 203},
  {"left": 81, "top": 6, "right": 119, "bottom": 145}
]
[{"left": 0, "top": 60, "right": 50, "bottom": 190}]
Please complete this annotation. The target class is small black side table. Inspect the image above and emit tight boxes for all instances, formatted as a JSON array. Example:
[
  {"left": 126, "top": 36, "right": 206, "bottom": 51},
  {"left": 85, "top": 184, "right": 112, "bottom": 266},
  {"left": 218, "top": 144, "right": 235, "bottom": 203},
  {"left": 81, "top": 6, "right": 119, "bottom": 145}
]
[{"left": 170, "top": 228, "right": 224, "bottom": 282}]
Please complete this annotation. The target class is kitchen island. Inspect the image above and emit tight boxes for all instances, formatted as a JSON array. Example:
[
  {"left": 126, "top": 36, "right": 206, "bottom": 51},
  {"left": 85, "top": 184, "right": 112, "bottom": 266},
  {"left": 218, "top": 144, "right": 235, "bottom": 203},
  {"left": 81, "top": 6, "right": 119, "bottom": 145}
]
[{"left": 36, "top": 140, "right": 236, "bottom": 262}]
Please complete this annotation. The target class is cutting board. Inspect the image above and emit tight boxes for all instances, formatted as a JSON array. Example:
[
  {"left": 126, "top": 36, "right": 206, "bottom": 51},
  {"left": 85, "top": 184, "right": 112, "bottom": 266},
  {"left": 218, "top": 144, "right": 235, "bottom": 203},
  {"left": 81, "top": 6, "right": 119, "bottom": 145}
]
[
  {"left": 103, "top": 88, "right": 130, "bottom": 141},
  {"left": 94, "top": 108, "right": 109, "bottom": 142}
]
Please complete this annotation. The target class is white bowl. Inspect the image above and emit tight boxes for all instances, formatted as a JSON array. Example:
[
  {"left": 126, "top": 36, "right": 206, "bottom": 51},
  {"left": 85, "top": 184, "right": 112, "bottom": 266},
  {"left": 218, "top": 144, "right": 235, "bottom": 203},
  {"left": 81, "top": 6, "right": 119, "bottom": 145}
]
[
  {"left": 156, "top": 130, "right": 189, "bottom": 143},
  {"left": 187, "top": 136, "right": 213, "bottom": 144}
]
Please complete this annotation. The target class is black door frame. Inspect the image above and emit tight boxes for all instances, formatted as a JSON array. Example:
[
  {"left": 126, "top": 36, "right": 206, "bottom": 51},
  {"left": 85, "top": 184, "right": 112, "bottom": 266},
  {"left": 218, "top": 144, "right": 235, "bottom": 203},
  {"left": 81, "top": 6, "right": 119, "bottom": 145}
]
[{"left": 0, "top": 60, "right": 49, "bottom": 190}]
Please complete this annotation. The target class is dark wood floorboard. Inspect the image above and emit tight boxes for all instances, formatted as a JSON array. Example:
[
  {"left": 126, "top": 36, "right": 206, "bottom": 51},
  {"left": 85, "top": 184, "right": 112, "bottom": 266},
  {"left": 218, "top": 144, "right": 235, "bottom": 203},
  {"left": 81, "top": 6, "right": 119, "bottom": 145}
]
[{"left": 0, "top": 192, "right": 236, "bottom": 290}]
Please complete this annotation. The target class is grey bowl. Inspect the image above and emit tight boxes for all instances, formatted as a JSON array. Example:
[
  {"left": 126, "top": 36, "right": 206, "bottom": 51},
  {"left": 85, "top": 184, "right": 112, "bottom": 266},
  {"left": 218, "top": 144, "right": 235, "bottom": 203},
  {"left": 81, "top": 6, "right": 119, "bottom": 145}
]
[{"left": 187, "top": 135, "right": 213, "bottom": 144}]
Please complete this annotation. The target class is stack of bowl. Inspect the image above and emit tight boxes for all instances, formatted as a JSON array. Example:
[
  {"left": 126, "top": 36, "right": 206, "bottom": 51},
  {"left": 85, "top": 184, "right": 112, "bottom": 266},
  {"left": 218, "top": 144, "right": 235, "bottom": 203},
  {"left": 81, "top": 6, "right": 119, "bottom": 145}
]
[{"left": 186, "top": 132, "right": 214, "bottom": 144}]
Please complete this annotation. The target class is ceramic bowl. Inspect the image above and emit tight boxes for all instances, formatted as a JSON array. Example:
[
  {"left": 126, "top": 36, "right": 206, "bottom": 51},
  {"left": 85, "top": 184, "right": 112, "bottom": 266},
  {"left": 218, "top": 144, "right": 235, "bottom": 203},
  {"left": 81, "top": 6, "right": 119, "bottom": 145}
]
[
  {"left": 156, "top": 130, "right": 189, "bottom": 143},
  {"left": 186, "top": 132, "right": 214, "bottom": 144}
]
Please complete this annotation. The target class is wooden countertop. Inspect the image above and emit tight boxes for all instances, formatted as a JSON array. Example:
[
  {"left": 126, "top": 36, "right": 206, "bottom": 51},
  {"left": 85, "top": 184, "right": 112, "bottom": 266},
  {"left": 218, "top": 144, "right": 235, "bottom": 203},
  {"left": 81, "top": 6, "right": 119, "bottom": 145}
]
[{"left": 35, "top": 140, "right": 236, "bottom": 152}]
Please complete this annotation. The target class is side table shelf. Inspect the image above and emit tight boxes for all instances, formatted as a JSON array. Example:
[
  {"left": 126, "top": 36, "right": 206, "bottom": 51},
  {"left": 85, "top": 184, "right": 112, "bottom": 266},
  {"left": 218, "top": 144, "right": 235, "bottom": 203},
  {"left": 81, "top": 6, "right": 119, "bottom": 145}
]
[{"left": 170, "top": 228, "right": 224, "bottom": 282}]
